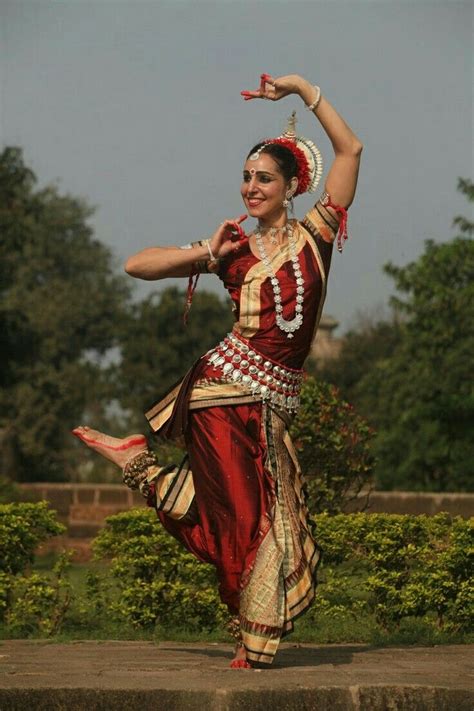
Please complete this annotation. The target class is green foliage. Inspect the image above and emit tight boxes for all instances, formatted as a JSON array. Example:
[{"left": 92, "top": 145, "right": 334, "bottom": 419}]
[
  {"left": 92, "top": 509, "right": 472, "bottom": 638},
  {"left": 315, "top": 314, "right": 402, "bottom": 407},
  {"left": 312, "top": 513, "right": 474, "bottom": 633},
  {"left": 368, "top": 231, "right": 474, "bottom": 491},
  {"left": 116, "top": 287, "right": 233, "bottom": 427},
  {"left": 92, "top": 508, "right": 227, "bottom": 631},
  {"left": 4, "top": 552, "right": 73, "bottom": 636},
  {"left": 0, "top": 502, "right": 72, "bottom": 636},
  {"left": 291, "top": 376, "right": 375, "bottom": 513},
  {"left": 0, "top": 501, "right": 65, "bottom": 575},
  {"left": 0, "top": 147, "right": 131, "bottom": 481},
  {"left": 1, "top": 507, "right": 471, "bottom": 642},
  {"left": 318, "top": 180, "right": 474, "bottom": 492},
  {"left": 452, "top": 178, "right": 474, "bottom": 235}
]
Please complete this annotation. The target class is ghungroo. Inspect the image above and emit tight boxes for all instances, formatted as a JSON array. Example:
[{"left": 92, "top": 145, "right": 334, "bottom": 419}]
[{"left": 122, "top": 449, "right": 158, "bottom": 496}]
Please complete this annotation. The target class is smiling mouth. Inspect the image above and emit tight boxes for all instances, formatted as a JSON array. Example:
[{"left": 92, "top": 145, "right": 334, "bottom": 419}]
[{"left": 248, "top": 198, "right": 264, "bottom": 206}]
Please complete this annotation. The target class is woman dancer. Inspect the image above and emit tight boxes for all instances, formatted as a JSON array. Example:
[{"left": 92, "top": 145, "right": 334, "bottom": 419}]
[{"left": 73, "top": 73, "right": 362, "bottom": 668}]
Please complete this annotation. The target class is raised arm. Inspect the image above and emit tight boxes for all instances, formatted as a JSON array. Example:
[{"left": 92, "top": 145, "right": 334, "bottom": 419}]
[
  {"left": 241, "top": 74, "right": 363, "bottom": 210},
  {"left": 298, "top": 79, "right": 363, "bottom": 209},
  {"left": 124, "top": 215, "right": 248, "bottom": 280}
]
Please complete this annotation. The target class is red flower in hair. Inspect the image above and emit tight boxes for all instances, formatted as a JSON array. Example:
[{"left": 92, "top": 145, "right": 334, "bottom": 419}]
[{"left": 265, "top": 138, "right": 311, "bottom": 196}]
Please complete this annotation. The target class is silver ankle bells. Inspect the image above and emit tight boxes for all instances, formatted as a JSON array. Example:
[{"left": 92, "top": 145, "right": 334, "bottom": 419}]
[
  {"left": 206, "top": 332, "right": 303, "bottom": 414},
  {"left": 122, "top": 450, "right": 158, "bottom": 498}
]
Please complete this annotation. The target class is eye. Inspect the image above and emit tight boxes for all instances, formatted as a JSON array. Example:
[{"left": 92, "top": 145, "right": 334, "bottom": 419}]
[
  {"left": 242, "top": 173, "right": 250, "bottom": 182},
  {"left": 259, "top": 175, "right": 272, "bottom": 183}
]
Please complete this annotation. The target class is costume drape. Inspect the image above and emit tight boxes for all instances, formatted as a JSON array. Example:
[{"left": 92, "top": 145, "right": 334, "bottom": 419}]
[{"left": 143, "top": 200, "right": 339, "bottom": 664}]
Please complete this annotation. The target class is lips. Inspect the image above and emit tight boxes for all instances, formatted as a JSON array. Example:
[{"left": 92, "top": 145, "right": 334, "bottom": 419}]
[{"left": 248, "top": 198, "right": 264, "bottom": 207}]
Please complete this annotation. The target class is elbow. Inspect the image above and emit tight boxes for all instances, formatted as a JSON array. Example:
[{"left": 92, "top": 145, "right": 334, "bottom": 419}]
[
  {"left": 335, "top": 141, "right": 363, "bottom": 159},
  {"left": 124, "top": 256, "right": 140, "bottom": 277}
]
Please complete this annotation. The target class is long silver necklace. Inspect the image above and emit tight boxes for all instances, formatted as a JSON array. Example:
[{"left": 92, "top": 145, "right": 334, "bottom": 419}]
[{"left": 254, "top": 221, "right": 305, "bottom": 339}]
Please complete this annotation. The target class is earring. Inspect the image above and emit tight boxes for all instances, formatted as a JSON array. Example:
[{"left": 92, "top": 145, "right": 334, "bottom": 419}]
[{"left": 283, "top": 190, "right": 293, "bottom": 208}]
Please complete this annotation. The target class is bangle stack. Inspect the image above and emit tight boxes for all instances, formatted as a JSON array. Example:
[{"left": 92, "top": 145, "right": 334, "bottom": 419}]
[{"left": 305, "top": 85, "right": 321, "bottom": 112}]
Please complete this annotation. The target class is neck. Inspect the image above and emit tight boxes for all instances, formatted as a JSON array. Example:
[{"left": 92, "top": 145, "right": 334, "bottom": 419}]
[{"left": 258, "top": 210, "right": 288, "bottom": 230}]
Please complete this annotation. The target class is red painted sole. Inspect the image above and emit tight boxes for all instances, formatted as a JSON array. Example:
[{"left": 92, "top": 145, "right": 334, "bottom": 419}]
[{"left": 72, "top": 431, "right": 147, "bottom": 452}]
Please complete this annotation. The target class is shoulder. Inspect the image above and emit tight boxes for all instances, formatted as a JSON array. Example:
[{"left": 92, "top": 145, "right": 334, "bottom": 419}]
[{"left": 301, "top": 197, "right": 340, "bottom": 245}]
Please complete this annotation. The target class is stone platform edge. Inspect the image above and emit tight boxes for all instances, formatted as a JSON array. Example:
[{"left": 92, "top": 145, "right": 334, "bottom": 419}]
[{"left": 0, "top": 684, "right": 473, "bottom": 711}]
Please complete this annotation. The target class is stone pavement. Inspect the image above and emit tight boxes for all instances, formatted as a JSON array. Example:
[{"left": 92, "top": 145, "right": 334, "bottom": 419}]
[{"left": 0, "top": 640, "right": 473, "bottom": 710}]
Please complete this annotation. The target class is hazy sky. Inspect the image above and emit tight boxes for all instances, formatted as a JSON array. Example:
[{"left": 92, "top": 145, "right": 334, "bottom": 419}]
[{"left": 1, "top": 0, "right": 472, "bottom": 333}]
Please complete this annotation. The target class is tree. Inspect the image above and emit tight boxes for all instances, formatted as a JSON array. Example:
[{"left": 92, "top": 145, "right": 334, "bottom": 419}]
[
  {"left": 116, "top": 286, "right": 234, "bottom": 428},
  {"left": 314, "top": 311, "right": 402, "bottom": 407},
  {"left": 356, "top": 179, "right": 474, "bottom": 491},
  {"left": 0, "top": 147, "right": 130, "bottom": 481}
]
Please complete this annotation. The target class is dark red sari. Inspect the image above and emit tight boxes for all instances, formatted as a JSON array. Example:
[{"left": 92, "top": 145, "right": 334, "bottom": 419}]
[{"left": 144, "top": 201, "right": 339, "bottom": 663}]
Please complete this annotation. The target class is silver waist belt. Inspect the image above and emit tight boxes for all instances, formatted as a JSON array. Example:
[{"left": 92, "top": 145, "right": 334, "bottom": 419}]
[{"left": 206, "top": 331, "right": 304, "bottom": 414}]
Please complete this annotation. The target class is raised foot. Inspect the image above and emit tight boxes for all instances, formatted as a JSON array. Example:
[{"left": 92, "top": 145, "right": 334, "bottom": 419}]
[{"left": 72, "top": 426, "right": 148, "bottom": 468}]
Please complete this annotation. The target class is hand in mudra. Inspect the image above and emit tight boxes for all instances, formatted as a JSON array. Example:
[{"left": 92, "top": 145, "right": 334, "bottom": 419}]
[
  {"left": 210, "top": 215, "right": 248, "bottom": 258},
  {"left": 241, "top": 73, "right": 303, "bottom": 102}
]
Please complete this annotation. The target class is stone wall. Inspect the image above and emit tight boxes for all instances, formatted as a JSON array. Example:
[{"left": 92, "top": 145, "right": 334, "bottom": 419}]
[
  {"left": 18, "top": 483, "right": 145, "bottom": 538},
  {"left": 17, "top": 483, "right": 474, "bottom": 540}
]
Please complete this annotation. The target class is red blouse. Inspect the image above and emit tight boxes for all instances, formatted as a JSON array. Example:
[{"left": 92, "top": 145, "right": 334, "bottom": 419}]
[{"left": 217, "top": 201, "right": 338, "bottom": 369}]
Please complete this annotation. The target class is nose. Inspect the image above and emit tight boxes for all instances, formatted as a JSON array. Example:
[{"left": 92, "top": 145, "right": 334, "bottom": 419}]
[{"left": 247, "top": 175, "right": 258, "bottom": 194}]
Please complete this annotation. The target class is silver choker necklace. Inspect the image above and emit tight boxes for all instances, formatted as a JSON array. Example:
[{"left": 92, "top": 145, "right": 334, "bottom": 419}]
[
  {"left": 257, "top": 222, "right": 292, "bottom": 245},
  {"left": 254, "top": 221, "right": 305, "bottom": 339}
]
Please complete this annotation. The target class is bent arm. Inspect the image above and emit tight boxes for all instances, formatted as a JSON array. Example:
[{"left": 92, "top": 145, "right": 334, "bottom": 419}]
[
  {"left": 124, "top": 243, "right": 209, "bottom": 280},
  {"left": 124, "top": 215, "right": 248, "bottom": 280},
  {"left": 298, "top": 79, "right": 363, "bottom": 209}
]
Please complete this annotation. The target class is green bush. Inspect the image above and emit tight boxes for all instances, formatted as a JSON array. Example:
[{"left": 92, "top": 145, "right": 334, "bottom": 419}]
[
  {"left": 4, "top": 553, "right": 73, "bottom": 636},
  {"left": 313, "top": 513, "right": 473, "bottom": 633},
  {"left": 92, "top": 509, "right": 473, "bottom": 637},
  {"left": 2, "top": 505, "right": 470, "bottom": 640},
  {"left": 291, "top": 377, "right": 375, "bottom": 513},
  {"left": 92, "top": 508, "right": 227, "bottom": 631},
  {"left": 0, "top": 502, "right": 70, "bottom": 635},
  {"left": 0, "top": 501, "right": 65, "bottom": 575}
]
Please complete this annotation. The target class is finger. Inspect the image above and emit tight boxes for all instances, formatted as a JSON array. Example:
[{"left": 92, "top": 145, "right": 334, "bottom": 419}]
[
  {"left": 235, "top": 235, "right": 249, "bottom": 251},
  {"left": 234, "top": 235, "right": 248, "bottom": 251},
  {"left": 259, "top": 74, "right": 266, "bottom": 92},
  {"left": 241, "top": 90, "right": 261, "bottom": 99},
  {"left": 234, "top": 216, "right": 248, "bottom": 237},
  {"left": 261, "top": 73, "right": 275, "bottom": 86},
  {"left": 228, "top": 225, "right": 246, "bottom": 241}
]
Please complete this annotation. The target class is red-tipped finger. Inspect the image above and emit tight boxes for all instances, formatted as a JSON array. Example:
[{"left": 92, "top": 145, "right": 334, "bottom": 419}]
[
  {"left": 259, "top": 75, "right": 266, "bottom": 92},
  {"left": 234, "top": 235, "right": 248, "bottom": 251},
  {"left": 237, "top": 214, "right": 248, "bottom": 223}
]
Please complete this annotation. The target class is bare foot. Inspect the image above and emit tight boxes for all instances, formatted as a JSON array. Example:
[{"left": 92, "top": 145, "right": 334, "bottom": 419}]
[
  {"left": 230, "top": 644, "right": 251, "bottom": 669},
  {"left": 72, "top": 426, "right": 148, "bottom": 468}
]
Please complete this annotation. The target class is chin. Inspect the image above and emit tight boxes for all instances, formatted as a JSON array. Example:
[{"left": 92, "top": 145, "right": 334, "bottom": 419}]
[{"left": 246, "top": 203, "right": 269, "bottom": 219}]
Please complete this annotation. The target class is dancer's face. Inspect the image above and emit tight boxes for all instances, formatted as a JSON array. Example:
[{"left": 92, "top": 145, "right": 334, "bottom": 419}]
[{"left": 241, "top": 153, "right": 288, "bottom": 224}]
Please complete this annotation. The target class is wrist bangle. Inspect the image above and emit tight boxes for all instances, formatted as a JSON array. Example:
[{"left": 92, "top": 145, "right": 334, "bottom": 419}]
[
  {"left": 306, "top": 85, "right": 321, "bottom": 112},
  {"left": 204, "top": 239, "right": 217, "bottom": 262}
]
